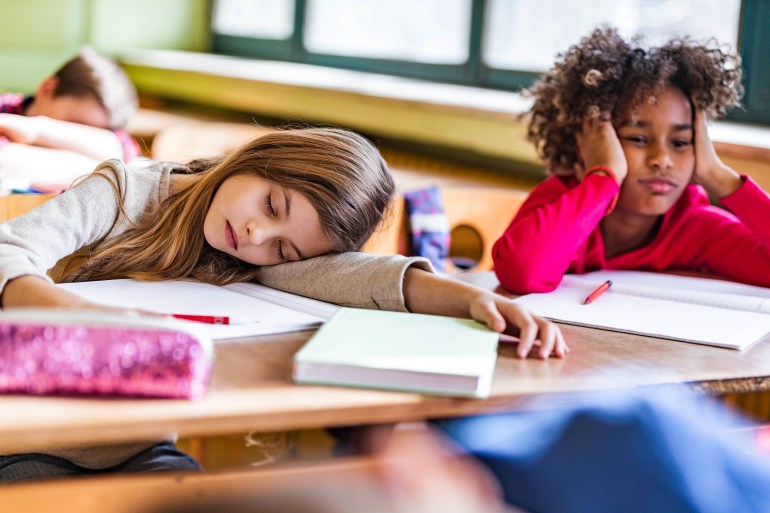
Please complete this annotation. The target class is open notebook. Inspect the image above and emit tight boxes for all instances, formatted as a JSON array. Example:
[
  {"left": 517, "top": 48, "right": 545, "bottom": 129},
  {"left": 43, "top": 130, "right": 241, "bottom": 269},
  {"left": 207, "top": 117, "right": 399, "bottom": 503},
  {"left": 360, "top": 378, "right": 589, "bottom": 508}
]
[
  {"left": 513, "top": 270, "right": 770, "bottom": 351},
  {"left": 58, "top": 279, "right": 338, "bottom": 341}
]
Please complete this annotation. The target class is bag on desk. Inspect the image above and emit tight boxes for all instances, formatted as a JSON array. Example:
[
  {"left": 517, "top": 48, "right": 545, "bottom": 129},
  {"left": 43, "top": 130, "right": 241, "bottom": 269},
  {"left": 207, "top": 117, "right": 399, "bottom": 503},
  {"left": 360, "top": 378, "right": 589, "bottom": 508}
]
[{"left": 0, "top": 309, "right": 213, "bottom": 400}]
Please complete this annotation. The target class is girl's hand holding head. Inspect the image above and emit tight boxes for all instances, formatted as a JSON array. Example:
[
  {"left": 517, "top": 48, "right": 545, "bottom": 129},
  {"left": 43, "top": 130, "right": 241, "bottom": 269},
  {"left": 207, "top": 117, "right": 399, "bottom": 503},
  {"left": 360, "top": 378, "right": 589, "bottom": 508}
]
[
  {"left": 574, "top": 117, "right": 627, "bottom": 184},
  {"left": 403, "top": 268, "right": 568, "bottom": 360},
  {"left": 691, "top": 108, "right": 742, "bottom": 198}
]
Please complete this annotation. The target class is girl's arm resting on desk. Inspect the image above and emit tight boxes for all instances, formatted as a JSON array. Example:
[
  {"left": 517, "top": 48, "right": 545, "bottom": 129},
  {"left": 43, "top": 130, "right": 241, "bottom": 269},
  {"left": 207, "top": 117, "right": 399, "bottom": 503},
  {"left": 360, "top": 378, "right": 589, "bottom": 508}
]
[
  {"left": 257, "top": 253, "right": 567, "bottom": 358},
  {"left": 2, "top": 275, "right": 96, "bottom": 309},
  {"left": 256, "top": 253, "right": 433, "bottom": 312},
  {"left": 403, "top": 268, "right": 567, "bottom": 359},
  {"left": 492, "top": 174, "right": 618, "bottom": 294},
  {"left": 0, "top": 113, "right": 124, "bottom": 161},
  {"left": 1, "top": 275, "right": 148, "bottom": 316},
  {"left": 0, "top": 161, "right": 159, "bottom": 306}
]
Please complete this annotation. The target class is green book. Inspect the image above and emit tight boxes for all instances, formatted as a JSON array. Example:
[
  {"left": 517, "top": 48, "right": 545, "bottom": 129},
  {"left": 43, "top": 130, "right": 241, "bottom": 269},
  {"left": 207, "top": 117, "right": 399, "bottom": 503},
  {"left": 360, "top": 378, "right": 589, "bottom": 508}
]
[{"left": 292, "top": 308, "right": 500, "bottom": 398}]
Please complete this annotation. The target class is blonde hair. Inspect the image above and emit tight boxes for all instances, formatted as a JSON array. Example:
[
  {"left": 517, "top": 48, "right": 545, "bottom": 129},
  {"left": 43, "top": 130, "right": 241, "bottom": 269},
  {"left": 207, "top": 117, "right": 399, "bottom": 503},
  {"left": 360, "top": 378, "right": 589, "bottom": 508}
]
[
  {"left": 52, "top": 46, "right": 138, "bottom": 130},
  {"left": 66, "top": 128, "right": 394, "bottom": 285}
]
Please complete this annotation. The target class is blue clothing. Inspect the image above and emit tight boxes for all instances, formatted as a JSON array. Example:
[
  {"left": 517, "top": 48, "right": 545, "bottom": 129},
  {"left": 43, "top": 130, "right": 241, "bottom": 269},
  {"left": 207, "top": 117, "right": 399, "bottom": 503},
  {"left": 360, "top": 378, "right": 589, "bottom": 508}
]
[
  {"left": 436, "top": 390, "right": 770, "bottom": 513},
  {"left": 0, "top": 442, "right": 201, "bottom": 484}
]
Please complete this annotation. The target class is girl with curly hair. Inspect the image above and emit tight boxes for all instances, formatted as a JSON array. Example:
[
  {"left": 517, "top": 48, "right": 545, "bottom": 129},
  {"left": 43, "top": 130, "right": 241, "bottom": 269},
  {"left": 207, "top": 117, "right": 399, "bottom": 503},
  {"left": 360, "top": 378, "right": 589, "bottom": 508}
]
[{"left": 493, "top": 26, "right": 770, "bottom": 293}]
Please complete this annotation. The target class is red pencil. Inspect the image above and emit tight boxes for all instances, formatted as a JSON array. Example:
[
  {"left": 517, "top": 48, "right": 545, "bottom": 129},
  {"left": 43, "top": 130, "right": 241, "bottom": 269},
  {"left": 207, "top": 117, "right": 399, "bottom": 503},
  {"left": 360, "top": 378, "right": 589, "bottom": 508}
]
[
  {"left": 171, "top": 314, "right": 252, "bottom": 325},
  {"left": 583, "top": 280, "right": 612, "bottom": 305}
]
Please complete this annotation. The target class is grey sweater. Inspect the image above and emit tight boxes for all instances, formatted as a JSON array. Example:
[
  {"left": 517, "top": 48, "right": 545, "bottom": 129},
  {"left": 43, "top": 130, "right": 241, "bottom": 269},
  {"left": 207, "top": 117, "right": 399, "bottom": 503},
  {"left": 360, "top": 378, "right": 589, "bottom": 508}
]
[{"left": 0, "top": 160, "right": 431, "bottom": 468}]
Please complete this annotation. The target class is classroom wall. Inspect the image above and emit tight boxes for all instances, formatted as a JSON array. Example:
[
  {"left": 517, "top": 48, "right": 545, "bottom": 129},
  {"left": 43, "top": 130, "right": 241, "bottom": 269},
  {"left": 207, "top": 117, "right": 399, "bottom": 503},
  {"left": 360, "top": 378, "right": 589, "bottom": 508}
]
[{"left": 0, "top": 0, "right": 208, "bottom": 92}]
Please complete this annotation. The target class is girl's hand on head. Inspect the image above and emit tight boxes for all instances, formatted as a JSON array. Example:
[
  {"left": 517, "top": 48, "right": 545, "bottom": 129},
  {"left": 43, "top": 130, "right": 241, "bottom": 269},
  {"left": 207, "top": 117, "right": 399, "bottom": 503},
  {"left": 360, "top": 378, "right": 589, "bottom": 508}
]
[
  {"left": 468, "top": 291, "right": 568, "bottom": 359},
  {"left": 691, "top": 108, "right": 742, "bottom": 198},
  {"left": 575, "top": 117, "right": 627, "bottom": 184}
]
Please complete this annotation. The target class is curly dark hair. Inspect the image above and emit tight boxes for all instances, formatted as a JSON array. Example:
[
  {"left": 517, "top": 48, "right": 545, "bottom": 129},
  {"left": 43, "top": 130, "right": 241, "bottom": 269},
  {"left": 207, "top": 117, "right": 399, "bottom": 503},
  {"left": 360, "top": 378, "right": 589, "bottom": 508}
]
[{"left": 526, "top": 26, "right": 743, "bottom": 173}]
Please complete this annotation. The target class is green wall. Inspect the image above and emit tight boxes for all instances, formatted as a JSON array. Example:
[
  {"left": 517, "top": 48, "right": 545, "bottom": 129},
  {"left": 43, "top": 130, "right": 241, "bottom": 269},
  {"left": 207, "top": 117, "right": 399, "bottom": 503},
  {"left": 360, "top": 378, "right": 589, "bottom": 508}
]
[{"left": 0, "top": 0, "right": 209, "bottom": 92}]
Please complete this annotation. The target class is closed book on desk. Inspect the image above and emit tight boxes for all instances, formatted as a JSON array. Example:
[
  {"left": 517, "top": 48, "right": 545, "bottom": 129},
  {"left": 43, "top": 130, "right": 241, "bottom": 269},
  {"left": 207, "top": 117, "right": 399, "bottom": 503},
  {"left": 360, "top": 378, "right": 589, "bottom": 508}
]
[
  {"left": 514, "top": 270, "right": 770, "bottom": 351},
  {"left": 292, "top": 308, "right": 499, "bottom": 398}
]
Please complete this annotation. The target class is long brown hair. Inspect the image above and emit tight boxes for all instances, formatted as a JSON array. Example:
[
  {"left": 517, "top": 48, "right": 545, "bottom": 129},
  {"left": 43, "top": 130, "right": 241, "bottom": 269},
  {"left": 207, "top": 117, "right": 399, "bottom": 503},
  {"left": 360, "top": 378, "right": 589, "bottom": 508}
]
[{"left": 65, "top": 127, "right": 394, "bottom": 285}]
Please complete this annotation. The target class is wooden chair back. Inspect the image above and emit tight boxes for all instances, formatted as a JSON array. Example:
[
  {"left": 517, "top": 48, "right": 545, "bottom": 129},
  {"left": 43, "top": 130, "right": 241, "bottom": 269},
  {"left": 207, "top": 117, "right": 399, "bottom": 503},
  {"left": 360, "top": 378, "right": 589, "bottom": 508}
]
[
  {"left": 442, "top": 187, "right": 527, "bottom": 271},
  {"left": 362, "top": 186, "right": 528, "bottom": 272}
]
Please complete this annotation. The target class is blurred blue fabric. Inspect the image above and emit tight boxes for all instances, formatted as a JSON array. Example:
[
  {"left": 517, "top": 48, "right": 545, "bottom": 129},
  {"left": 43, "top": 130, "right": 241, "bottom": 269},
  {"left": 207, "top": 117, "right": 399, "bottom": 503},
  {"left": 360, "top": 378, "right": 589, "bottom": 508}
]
[{"left": 435, "top": 389, "right": 770, "bottom": 513}]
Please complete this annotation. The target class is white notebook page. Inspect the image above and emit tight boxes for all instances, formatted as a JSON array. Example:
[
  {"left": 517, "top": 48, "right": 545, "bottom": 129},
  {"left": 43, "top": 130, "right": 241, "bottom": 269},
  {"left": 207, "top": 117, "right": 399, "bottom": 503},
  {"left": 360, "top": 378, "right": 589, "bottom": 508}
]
[
  {"left": 59, "top": 279, "right": 337, "bottom": 341},
  {"left": 515, "top": 271, "right": 770, "bottom": 350},
  {"left": 561, "top": 273, "right": 770, "bottom": 314}
]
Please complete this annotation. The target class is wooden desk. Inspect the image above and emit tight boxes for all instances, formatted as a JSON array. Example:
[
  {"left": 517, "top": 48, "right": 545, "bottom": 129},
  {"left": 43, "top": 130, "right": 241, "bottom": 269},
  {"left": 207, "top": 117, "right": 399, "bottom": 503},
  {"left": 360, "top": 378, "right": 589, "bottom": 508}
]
[{"left": 1, "top": 273, "right": 769, "bottom": 452}]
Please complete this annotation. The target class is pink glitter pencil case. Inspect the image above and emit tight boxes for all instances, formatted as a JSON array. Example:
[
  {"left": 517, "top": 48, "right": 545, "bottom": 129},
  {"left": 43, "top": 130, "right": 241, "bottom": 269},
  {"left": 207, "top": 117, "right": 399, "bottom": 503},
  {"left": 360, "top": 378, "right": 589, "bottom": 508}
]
[{"left": 0, "top": 309, "right": 213, "bottom": 400}]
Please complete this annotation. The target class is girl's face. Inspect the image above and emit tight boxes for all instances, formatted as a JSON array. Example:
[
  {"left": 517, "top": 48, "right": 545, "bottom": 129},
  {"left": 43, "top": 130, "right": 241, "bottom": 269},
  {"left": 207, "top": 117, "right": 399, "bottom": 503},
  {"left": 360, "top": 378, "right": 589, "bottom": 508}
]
[
  {"left": 615, "top": 86, "right": 695, "bottom": 216},
  {"left": 204, "top": 174, "right": 333, "bottom": 266}
]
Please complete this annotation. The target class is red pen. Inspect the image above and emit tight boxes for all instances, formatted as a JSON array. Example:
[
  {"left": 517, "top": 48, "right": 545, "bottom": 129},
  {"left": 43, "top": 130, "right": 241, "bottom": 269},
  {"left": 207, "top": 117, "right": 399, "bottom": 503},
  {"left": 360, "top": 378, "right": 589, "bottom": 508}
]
[
  {"left": 583, "top": 280, "right": 612, "bottom": 305},
  {"left": 171, "top": 314, "right": 252, "bottom": 325}
]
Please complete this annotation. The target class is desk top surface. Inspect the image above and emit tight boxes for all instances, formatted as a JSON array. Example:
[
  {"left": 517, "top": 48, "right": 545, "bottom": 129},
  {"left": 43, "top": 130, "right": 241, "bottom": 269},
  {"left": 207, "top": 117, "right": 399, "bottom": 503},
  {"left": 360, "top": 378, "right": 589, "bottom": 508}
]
[{"left": 2, "top": 273, "right": 769, "bottom": 450}]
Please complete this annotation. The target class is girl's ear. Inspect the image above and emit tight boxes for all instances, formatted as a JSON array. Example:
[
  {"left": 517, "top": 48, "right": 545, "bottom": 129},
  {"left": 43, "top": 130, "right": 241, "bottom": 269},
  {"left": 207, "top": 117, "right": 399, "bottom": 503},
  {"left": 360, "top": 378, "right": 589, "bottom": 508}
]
[{"left": 36, "top": 76, "right": 59, "bottom": 100}]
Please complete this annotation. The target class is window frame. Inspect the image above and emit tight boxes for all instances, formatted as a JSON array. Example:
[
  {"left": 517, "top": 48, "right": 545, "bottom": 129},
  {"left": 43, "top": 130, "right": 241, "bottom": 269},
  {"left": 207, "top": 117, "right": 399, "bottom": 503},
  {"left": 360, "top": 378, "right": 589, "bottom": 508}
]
[{"left": 211, "top": 0, "right": 770, "bottom": 125}]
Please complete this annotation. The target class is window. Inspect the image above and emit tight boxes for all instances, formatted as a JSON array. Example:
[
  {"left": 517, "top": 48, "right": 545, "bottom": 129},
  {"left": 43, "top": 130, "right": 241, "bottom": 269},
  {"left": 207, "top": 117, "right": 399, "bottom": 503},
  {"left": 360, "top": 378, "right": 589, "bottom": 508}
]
[
  {"left": 305, "top": 0, "right": 471, "bottom": 64},
  {"left": 211, "top": 0, "right": 770, "bottom": 125},
  {"left": 213, "top": 0, "right": 295, "bottom": 39}
]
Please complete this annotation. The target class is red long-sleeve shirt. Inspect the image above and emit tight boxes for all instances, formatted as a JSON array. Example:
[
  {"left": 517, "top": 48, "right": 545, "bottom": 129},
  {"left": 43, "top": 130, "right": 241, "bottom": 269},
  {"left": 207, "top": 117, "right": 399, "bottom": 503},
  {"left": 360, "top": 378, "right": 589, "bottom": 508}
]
[{"left": 493, "top": 173, "right": 770, "bottom": 294}]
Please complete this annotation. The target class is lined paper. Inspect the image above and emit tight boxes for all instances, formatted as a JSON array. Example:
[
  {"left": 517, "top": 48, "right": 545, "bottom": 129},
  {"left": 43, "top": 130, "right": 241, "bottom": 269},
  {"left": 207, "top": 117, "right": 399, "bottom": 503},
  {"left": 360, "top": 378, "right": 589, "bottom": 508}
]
[{"left": 515, "top": 271, "right": 770, "bottom": 350}]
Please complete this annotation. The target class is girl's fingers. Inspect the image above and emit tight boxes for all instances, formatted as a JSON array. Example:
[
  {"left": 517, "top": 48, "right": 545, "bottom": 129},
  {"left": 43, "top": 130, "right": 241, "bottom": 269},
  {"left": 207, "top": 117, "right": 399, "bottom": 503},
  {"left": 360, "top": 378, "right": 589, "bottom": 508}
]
[
  {"left": 511, "top": 309, "right": 538, "bottom": 359},
  {"left": 556, "top": 326, "right": 570, "bottom": 356},
  {"left": 477, "top": 298, "right": 569, "bottom": 359},
  {"left": 470, "top": 298, "right": 506, "bottom": 333},
  {"left": 484, "top": 302, "right": 507, "bottom": 333},
  {"left": 509, "top": 308, "right": 567, "bottom": 359},
  {"left": 535, "top": 317, "right": 569, "bottom": 359},
  {"left": 535, "top": 317, "right": 557, "bottom": 359}
]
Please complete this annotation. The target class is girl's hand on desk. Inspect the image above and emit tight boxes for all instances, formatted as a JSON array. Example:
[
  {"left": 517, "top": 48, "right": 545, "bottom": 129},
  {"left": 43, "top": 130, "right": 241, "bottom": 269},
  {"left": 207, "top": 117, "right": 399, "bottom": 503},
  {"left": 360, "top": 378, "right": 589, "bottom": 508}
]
[
  {"left": 402, "top": 268, "right": 568, "bottom": 360},
  {"left": 469, "top": 290, "right": 568, "bottom": 360},
  {"left": 2, "top": 275, "right": 158, "bottom": 318}
]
